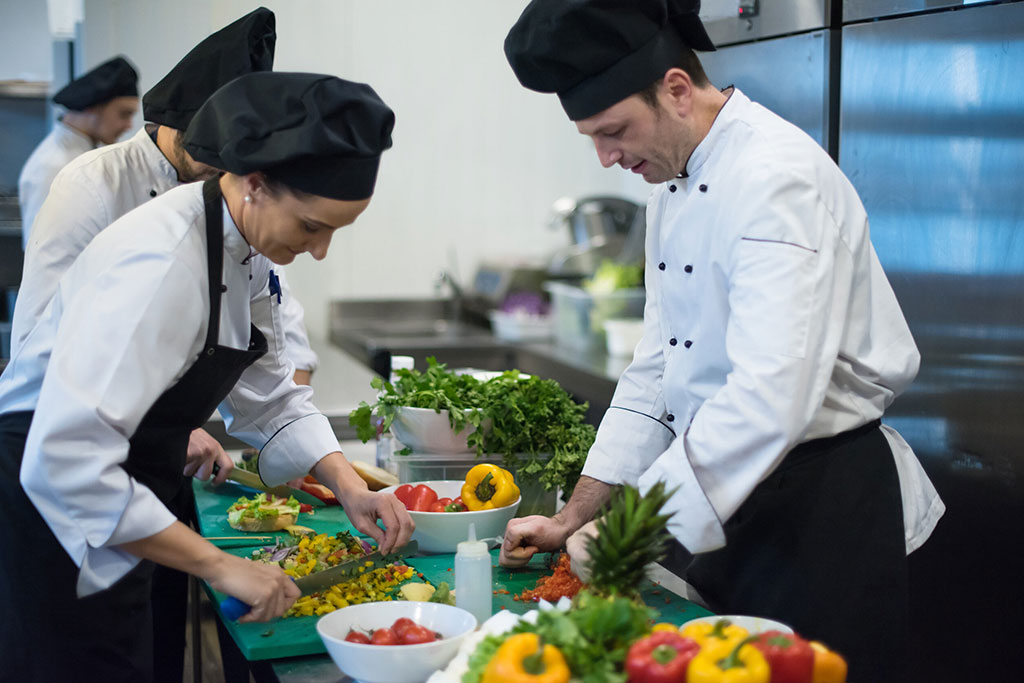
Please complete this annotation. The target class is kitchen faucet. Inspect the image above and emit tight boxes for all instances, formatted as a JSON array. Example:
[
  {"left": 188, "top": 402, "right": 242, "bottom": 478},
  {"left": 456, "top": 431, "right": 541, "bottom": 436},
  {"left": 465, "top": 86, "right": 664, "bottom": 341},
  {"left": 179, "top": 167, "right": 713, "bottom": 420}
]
[{"left": 434, "top": 269, "right": 464, "bottom": 323}]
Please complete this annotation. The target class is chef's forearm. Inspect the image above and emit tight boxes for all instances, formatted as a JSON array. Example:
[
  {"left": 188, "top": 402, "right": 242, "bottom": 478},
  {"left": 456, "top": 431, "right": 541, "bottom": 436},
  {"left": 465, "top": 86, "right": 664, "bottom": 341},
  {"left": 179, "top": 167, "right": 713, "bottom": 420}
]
[
  {"left": 552, "top": 475, "right": 616, "bottom": 531},
  {"left": 311, "top": 451, "right": 368, "bottom": 499},
  {"left": 119, "top": 520, "right": 227, "bottom": 579}
]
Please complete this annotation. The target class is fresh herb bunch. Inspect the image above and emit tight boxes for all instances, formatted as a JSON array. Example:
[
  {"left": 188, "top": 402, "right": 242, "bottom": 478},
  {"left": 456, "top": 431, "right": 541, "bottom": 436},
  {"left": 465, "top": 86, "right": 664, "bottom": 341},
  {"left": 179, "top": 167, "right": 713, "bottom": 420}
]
[{"left": 348, "top": 357, "right": 594, "bottom": 496}]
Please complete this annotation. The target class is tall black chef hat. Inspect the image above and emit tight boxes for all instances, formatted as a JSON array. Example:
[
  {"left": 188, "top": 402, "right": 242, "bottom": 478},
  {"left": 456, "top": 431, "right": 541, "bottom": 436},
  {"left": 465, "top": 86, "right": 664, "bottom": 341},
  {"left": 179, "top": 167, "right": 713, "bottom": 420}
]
[
  {"left": 183, "top": 72, "right": 395, "bottom": 201},
  {"left": 52, "top": 56, "right": 138, "bottom": 111},
  {"left": 142, "top": 6, "right": 276, "bottom": 130},
  {"left": 504, "top": 0, "right": 715, "bottom": 121}
]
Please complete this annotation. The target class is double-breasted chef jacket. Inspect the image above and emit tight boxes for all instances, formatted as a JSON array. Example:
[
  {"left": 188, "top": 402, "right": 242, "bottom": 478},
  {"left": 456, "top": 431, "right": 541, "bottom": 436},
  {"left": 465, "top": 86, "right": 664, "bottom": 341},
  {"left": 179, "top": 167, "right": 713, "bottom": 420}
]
[
  {"left": 11, "top": 127, "right": 318, "bottom": 374},
  {"left": 0, "top": 181, "right": 338, "bottom": 596},
  {"left": 581, "top": 88, "right": 945, "bottom": 556},
  {"left": 17, "top": 121, "right": 96, "bottom": 249}
]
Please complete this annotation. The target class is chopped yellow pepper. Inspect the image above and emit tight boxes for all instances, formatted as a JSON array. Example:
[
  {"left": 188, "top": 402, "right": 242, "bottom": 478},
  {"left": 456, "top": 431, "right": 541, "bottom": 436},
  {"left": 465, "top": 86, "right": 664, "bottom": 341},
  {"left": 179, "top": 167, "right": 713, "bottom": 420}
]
[{"left": 462, "top": 463, "right": 520, "bottom": 510}]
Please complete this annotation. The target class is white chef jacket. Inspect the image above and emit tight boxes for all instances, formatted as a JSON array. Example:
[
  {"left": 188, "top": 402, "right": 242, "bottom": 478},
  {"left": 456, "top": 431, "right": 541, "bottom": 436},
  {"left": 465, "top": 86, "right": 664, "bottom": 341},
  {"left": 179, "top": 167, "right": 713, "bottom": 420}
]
[
  {"left": 0, "top": 183, "right": 339, "bottom": 596},
  {"left": 17, "top": 120, "right": 96, "bottom": 249},
  {"left": 581, "top": 89, "right": 944, "bottom": 556},
  {"left": 11, "top": 127, "right": 319, "bottom": 374}
]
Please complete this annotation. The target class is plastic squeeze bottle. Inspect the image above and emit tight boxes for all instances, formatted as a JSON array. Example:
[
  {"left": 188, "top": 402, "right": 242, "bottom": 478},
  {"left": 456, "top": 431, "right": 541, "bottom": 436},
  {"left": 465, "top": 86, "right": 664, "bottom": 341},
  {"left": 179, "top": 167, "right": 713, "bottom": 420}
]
[{"left": 455, "top": 522, "right": 492, "bottom": 626}]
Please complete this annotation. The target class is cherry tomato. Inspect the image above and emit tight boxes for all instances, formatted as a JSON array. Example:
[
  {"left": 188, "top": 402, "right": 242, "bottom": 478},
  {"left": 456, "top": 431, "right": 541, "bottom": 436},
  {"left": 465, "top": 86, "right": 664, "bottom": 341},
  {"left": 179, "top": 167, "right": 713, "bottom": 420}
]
[
  {"left": 344, "top": 630, "right": 371, "bottom": 644},
  {"left": 370, "top": 627, "right": 398, "bottom": 645},
  {"left": 391, "top": 617, "right": 416, "bottom": 640},
  {"left": 299, "top": 503, "right": 313, "bottom": 513},
  {"left": 399, "top": 624, "right": 438, "bottom": 645}
]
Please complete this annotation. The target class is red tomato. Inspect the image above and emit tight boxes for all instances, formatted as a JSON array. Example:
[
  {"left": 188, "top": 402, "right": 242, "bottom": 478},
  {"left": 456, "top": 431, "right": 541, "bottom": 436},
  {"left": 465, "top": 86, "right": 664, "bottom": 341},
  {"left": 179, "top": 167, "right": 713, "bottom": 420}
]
[
  {"left": 344, "top": 630, "right": 371, "bottom": 644},
  {"left": 399, "top": 624, "right": 438, "bottom": 645},
  {"left": 299, "top": 503, "right": 313, "bottom": 513},
  {"left": 370, "top": 627, "right": 398, "bottom": 645},
  {"left": 391, "top": 617, "right": 416, "bottom": 640}
]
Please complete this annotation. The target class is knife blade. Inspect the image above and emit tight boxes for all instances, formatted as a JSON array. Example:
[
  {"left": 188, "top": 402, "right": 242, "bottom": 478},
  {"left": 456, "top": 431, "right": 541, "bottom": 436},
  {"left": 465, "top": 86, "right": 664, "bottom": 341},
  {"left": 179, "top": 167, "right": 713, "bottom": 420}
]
[
  {"left": 215, "top": 463, "right": 325, "bottom": 507},
  {"left": 219, "top": 540, "right": 419, "bottom": 620}
]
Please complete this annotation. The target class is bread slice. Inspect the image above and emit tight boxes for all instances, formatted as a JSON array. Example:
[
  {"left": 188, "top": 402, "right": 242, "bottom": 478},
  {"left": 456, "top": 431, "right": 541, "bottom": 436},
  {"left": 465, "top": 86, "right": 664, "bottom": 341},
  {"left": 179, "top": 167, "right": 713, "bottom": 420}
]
[
  {"left": 229, "top": 512, "right": 297, "bottom": 533},
  {"left": 351, "top": 460, "right": 399, "bottom": 491}
]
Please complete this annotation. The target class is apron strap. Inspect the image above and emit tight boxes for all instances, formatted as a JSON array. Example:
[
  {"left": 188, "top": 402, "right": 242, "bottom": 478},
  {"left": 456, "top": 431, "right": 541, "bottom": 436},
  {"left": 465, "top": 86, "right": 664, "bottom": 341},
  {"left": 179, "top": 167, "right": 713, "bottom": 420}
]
[{"left": 201, "top": 178, "right": 225, "bottom": 355}]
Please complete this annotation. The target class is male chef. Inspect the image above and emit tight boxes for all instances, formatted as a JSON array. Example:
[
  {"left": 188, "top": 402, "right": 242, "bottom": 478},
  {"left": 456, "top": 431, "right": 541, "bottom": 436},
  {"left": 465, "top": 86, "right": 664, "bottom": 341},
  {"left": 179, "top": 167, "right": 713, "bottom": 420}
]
[
  {"left": 8, "top": 9, "right": 295, "bottom": 683},
  {"left": 18, "top": 55, "right": 139, "bottom": 248},
  {"left": 499, "top": 2, "right": 945, "bottom": 681}
]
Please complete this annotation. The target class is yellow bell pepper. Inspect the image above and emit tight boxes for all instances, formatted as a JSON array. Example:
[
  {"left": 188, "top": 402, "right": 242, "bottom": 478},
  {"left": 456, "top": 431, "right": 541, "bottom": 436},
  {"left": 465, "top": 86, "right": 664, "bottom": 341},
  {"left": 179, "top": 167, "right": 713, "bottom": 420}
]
[
  {"left": 462, "top": 463, "right": 520, "bottom": 510},
  {"left": 482, "top": 633, "right": 570, "bottom": 683},
  {"left": 682, "top": 619, "right": 750, "bottom": 652},
  {"left": 686, "top": 638, "right": 769, "bottom": 683},
  {"left": 809, "top": 641, "right": 848, "bottom": 683},
  {"left": 652, "top": 622, "right": 679, "bottom": 633}
]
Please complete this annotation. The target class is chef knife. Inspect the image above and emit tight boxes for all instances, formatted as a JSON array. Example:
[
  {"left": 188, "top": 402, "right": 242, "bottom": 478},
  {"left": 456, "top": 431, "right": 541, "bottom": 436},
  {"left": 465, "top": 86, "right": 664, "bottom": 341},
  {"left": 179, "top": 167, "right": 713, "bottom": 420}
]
[
  {"left": 213, "top": 463, "right": 325, "bottom": 507},
  {"left": 220, "top": 540, "right": 419, "bottom": 620}
]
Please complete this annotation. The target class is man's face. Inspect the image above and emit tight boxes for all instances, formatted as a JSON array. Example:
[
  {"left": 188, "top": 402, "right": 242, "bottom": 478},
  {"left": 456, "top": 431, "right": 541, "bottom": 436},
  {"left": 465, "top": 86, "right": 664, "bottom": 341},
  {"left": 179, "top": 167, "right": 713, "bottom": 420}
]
[
  {"left": 575, "top": 92, "right": 691, "bottom": 184},
  {"left": 91, "top": 96, "right": 139, "bottom": 144},
  {"left": 171, "top": 129, "right": 219, "bottom": 183}
]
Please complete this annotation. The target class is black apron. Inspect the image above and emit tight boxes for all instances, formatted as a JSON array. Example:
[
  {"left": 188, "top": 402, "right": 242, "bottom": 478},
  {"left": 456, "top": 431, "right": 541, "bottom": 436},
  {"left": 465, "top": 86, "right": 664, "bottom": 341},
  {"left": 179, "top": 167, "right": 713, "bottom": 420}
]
[
  {"left": 0, "top": 178, "right": 267, "bottom": 682},
  {"left": 661, "top": 419, "right": 908, "bottom": 683}
]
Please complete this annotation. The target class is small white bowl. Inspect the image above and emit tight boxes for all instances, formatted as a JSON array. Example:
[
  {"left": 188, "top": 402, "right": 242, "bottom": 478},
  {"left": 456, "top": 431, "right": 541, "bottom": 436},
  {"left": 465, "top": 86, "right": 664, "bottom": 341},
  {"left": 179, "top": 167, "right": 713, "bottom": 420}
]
[
  {"left": 681, "top": 614, "right": 794, "bottom": 635},
  {"left": 390, "top": 407, "right": 488, "bottom": 454},
  {"left": 318, "top": 601, "right": 477, "bottom": 683},
  {"left": 380, "top": 480, "right": 519, "bottom": 553}
]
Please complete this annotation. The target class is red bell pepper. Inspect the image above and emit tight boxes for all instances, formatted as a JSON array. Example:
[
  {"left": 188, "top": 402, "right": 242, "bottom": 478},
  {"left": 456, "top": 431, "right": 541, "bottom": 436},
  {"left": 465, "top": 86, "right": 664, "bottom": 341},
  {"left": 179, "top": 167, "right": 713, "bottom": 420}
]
[
  {"left": 750, "top": 631, "right": 814, "bottom": 683},
  {"left": 625, "top": 631, "right": 700, "bottom": 682},
  {"left": 394, "top": 483, "right": 438, "bottom": 511},
  {"left": 394, "top": 484, "right": 414, "bottom": 508}
]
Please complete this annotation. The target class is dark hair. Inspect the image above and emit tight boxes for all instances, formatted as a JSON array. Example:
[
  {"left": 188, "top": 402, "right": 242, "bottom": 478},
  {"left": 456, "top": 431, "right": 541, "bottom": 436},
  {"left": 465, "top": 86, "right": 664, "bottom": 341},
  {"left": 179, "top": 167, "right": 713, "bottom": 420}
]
[
  {"left": 637, "top": 47, "right": 711, "bottom": 109},
  {"left": 259, "top": 173, "right": 312, "bottom": 201}
]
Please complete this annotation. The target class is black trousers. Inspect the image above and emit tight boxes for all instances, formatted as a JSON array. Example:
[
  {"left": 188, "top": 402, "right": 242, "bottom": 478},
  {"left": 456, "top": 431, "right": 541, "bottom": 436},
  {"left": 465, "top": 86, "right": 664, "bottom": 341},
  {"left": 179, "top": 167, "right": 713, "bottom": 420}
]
[
  {"left": 0, "top": 412, "right": 155, "bottom": 683},
  {"left": 662, "top": 420, "right": 908, "bottom": 683}
]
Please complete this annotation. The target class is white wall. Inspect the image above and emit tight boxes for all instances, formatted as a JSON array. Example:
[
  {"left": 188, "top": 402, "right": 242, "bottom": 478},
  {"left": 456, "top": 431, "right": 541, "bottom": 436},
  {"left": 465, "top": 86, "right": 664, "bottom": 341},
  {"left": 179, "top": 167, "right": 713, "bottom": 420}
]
[
  {"left": 0, "top": 0, "right": 53, "bottom": 81},
  {"left": 80, "top": 0, "right": 653, "bottom": 340}
]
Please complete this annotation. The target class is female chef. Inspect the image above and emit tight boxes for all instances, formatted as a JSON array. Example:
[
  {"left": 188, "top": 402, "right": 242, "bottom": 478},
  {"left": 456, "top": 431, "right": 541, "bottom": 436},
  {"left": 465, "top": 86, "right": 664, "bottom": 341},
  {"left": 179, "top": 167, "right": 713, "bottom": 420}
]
[{"left": 0, "top": 71, "right": 412, "bottom": 681}]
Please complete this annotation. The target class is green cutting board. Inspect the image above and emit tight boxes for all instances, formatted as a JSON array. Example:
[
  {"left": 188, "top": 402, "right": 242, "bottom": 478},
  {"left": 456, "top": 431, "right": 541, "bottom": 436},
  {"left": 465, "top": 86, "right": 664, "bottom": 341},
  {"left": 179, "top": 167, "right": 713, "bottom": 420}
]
[
  {"left": 193, "top": 478, "right": 360, "bottom": 547},
  {"left": 203, "top": 546, "right": 712, "bottom": 661}
]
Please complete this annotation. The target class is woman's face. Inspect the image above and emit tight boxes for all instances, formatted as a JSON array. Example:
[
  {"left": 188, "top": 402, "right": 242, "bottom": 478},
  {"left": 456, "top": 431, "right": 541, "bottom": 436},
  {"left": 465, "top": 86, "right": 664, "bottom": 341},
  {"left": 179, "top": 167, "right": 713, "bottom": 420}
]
[{"left": 243, "top": 185, "right": 371, "bottom": 265}]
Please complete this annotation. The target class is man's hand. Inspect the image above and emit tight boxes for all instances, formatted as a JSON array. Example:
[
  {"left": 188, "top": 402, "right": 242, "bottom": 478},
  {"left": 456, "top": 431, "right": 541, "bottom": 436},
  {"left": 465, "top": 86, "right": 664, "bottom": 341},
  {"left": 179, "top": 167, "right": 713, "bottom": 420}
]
[
  {"left": 565, "top": 519, "right": 599, "bottom": 582},
  {"left": 183, "top": 428, "right": 233, "bottom": 484},
  {"left": 500, "top": 515, "right": 575, "bottom": 567}
]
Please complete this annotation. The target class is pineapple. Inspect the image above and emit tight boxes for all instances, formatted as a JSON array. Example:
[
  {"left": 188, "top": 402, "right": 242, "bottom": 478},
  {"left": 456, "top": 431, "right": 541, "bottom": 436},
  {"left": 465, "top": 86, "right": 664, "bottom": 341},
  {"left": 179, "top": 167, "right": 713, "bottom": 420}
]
[{"left": 581, "top": 481, "right": 675, "bottom": 600}]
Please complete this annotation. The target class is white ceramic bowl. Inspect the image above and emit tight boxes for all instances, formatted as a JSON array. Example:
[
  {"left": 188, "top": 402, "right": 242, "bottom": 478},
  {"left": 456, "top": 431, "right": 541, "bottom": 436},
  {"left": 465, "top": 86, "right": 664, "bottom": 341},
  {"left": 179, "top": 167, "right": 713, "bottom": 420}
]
[
  {"left": 390, "top": 407, "right": 488, "bottom": 454},
  {"left": 318, "top": 601, "right": 478, "bottom": 683},
  {"left": 681, "top": 614, "right": 794, "bottom": 635},
  {"left": 380, "top": 480, "right": 519, "bottom": 553}
]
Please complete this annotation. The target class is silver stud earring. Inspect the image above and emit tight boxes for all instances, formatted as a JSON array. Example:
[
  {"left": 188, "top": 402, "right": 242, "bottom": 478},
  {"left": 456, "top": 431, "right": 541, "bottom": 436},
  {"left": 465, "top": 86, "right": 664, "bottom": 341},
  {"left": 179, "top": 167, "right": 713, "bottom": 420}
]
[{"left": 244, "top": 195, "right": 252, "bottom": 203}]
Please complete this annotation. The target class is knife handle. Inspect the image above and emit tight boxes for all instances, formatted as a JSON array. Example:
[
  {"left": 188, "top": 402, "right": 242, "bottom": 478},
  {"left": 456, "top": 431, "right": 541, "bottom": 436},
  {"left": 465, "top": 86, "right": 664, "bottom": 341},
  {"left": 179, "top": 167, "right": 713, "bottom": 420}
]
[{"left": 220, "top": 596, "right": 251, "bottom": 621}]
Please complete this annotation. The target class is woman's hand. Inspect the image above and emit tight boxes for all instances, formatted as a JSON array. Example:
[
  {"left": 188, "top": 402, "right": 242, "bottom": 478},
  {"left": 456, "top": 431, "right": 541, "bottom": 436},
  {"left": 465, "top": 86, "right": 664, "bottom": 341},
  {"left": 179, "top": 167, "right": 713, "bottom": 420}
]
[
  {"left": 207, "top": 553, "right": 301, "bottom": 623},
  {"left": 183, "top": 428, "right": 233, "bottom": 484},
  {"left": 341, "top": 488, "right": 414, "bottom": 555},
  {"left": 311, "top": 452, "right": 415, "bottom": 555}
]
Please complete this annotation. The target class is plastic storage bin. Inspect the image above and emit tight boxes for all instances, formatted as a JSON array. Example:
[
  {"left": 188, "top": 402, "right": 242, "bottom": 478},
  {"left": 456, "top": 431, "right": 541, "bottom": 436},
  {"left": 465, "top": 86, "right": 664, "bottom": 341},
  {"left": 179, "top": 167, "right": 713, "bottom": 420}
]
[
  {"left": 388, "top": 451, "right": 557, "bottom": 517},
  {"left": 545, "top": 281, "right": 646, "bottom": 351}
]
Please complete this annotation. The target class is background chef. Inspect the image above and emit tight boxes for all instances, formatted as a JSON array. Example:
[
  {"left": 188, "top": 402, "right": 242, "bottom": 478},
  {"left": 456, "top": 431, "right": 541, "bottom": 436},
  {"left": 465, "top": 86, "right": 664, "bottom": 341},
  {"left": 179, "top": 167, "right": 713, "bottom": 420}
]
[
  {"left": 498, "top": 2, "right": 945, "bottom": 681},
  {"left": 0, "top": 71, "right": 412, "bottom": 681},
  {"left": 17, "top": 55, "right": 139, "bottom": 248}
]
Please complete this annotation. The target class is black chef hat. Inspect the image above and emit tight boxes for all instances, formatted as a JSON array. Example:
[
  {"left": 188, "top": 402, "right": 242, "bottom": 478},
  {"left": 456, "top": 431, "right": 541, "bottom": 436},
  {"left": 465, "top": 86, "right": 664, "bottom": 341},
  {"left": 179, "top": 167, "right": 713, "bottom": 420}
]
[
  {"left": 142, "top": 7, "right": 276, "bottom": 130},
  {"left": 183, "top": 72, "right": 395, "bottom": 201},
  {"left": 505, "top": 0, "right": 715, "bottom": 121},
  {"left": 52, "top": 56, "right": 138, "bottom": 111}
]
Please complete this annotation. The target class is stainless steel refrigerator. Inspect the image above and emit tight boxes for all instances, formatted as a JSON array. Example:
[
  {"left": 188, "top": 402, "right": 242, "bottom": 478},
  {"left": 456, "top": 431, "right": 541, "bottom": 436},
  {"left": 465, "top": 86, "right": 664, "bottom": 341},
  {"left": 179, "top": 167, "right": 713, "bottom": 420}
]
[{"left": 699, "top": 1, "right": 1024, "bottom": 678}]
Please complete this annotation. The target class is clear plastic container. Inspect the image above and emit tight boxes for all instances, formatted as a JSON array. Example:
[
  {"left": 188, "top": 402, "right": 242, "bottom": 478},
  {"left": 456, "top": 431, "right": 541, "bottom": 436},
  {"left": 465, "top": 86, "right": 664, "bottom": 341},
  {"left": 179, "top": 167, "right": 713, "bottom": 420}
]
[{"left": 545, "top": 281, "right": 646, "bottom": 351}]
